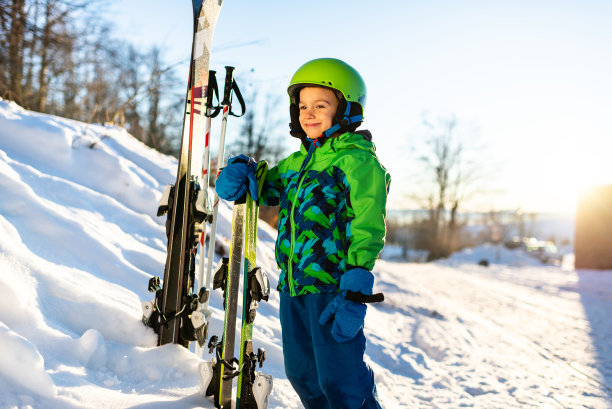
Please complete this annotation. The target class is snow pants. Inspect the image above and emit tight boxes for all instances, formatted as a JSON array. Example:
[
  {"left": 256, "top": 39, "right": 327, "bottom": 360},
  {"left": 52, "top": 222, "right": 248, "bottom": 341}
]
[{"left": 279, "top": 292, "right": 382, "bottom": 409}]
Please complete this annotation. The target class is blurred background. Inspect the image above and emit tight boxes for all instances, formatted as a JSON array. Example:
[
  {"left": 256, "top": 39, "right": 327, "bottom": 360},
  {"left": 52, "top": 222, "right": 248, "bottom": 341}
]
[{"left": 2, "top": 0, "right": 611, "bottom": 264}]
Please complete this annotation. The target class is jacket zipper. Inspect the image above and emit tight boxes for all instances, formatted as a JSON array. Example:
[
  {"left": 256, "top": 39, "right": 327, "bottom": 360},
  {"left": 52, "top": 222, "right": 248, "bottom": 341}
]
[{"left": 287, "top": 143, "right": 317, "bottom": 296}]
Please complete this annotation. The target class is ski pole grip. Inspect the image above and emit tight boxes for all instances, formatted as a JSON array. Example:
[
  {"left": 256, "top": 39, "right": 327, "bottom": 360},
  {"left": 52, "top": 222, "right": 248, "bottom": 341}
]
[
  {"left": 222, "top": 66, "right": 235, "bottom": 106},
  {"left": 345, "top": 290, "right": 384, "bottom": 303}
]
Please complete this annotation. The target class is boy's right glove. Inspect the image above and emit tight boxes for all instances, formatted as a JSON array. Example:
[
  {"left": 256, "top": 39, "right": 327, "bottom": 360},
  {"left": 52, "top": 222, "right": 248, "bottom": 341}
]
[
  {"left": 215, "top": 154, "right": 260, "bottom": 202},
  {"left": 319, "top": 268, "right": 374, "bottom": 343}
]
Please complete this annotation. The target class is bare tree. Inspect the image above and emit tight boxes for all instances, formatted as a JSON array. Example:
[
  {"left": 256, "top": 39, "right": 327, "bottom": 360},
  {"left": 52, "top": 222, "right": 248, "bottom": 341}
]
[
  {"left": 0, "top": 0, "right": 188, "bottom": 157},
  {"left": 409, "top": 115, "right": 485, "bottom": 260},
  {"left": 147, "top": 47, "right": 162, "bottom": 148},
  {"left": 36, "top": 0, "right": 80, "bottom": 112},
  {"left": 229, "top": 79, "right": 286, "bottom": 164},
  {"left": 224, "top": 77, "right": 288, "bottom": 228},
  {"left": 144, "top": 46, "right": 182, "bottom": 154},
  {"left": 21, "top": 0, "right": 40, "bottom": 103},
  {"left": 3, "top": 0, "right": 27, "bottom": 102},
  {"left": 1, "top": 0, "right": 90, "bottom": 109},
  {"left": 115, "top": 45, "right": 145, "bottom": 138}
]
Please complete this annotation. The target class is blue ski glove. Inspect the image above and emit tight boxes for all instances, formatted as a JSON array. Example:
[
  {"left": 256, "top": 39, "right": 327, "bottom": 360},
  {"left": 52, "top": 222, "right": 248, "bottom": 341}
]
[
  {"left": 319, "top": 268, "right": 374, "bottom": 343},
  {"left": 215, "top": 154, "right": 259, "bottom": 202}
]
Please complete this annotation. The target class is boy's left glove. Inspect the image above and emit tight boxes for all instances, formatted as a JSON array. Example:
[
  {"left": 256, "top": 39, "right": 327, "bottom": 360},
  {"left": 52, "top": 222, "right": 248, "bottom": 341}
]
[{"left": 319, "top": 268, "right": 374, "bottom": 343}]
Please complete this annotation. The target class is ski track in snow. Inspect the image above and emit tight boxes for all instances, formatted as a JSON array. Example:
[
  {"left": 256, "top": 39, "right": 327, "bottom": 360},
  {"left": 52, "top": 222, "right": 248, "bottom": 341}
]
[{"left": 1, "top": 98, "right": 612, "bottom": 408}]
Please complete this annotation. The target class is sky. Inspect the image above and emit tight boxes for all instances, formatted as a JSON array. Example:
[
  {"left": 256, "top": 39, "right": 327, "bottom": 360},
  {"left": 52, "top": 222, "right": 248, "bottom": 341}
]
[{"left": 106, "top": 0, "right": 612, "bottom": 215}]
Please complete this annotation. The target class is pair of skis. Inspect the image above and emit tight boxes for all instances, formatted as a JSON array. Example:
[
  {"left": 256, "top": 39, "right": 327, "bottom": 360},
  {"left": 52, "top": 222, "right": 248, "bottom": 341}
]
[
  {"left": 140, "top": 1, "right": 273, "bottom": 407},
  {"left": 199, "top": 161, "right": 272, "bottom": 409},
  {"left": 141, "top": 0, "right": 230, "bottom": 348},
  {"left": 141, "top": 0, "right": 221, "bottom": 347},
  {"left": 141, "top": 63, "right": 243, "bottom": 346},
  {"left": 196, "top": 79, "right": 276, "bottom": 409},
  {"left": 200, "top": 160, "right": 273, "bottom": 409}
]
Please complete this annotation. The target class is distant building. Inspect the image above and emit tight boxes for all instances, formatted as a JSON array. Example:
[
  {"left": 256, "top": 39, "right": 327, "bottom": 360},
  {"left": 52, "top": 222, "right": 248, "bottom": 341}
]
[{"left": 575, "top": 185, "right": 612, "bottom": 270}]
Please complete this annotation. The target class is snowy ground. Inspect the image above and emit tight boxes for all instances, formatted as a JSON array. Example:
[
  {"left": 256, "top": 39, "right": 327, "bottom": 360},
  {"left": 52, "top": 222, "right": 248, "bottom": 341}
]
[{"left": 1, "top": 98, "right": 611, "bottom": 409}]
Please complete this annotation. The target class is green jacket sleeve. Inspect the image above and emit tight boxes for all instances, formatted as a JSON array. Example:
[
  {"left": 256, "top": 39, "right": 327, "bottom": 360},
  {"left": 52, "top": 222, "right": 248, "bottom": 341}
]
[
  {"left": 342, "top": 151, "right": 391, "bottom": 270},
  {"left": 260, "top": 163, "right": 281, "bottom": 207}
]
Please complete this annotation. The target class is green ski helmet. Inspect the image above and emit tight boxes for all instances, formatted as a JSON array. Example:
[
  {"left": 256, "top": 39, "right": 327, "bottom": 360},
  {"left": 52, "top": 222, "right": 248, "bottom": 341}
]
[{"left": 287, "top": 58, "right": 367, "bottom": 139}]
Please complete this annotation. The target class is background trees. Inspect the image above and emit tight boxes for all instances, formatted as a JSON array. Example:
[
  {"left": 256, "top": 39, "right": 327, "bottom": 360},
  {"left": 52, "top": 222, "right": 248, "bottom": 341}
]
[
  {"left": 399, "top": 115, "right": 490, "bottom": 260},
  {"left": 1, "top": 0, "right": 287, "bottom": 159},
  {"left": 227, "top": 74, "right": 286, "bottom": 165},
  {"left": 1, "top": 0, "right": 184, "bottom": 154},
  {"left": 2, "top": 1, "right": 511, "bottom": 254}
]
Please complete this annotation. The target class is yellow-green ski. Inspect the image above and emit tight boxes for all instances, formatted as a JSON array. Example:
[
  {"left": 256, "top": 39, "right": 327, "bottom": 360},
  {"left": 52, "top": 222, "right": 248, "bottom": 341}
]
[{"left": 236, "top": 161, "right": 272, "bottom": 409}]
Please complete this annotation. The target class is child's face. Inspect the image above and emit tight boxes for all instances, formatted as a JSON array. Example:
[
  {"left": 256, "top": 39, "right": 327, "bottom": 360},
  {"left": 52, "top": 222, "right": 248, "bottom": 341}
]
[{"left": 298, "top": 87, "right": 339, "bottom": 139}]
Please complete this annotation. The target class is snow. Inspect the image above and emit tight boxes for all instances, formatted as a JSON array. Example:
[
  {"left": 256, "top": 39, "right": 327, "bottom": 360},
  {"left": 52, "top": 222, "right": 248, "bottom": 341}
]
[{"left": 0, "top": 97, "right": 611, "bottom": 408}]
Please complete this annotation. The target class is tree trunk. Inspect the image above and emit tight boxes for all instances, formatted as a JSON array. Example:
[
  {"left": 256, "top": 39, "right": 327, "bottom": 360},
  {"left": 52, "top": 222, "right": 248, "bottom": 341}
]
[
  {"left": 7, "top": 0, "right": 26, "bottom": 101},
  {"left": 23, "top": 0, "right": 43, "bottom": 107},
  {"left": 146, "top": 48, "right": 162, "bottom": 149},
  {"left": 38, "top": 0, "right": 53, "bottom": 112},
  {"left": 446, "top": 200, "right": 459, "bottom": 255}
]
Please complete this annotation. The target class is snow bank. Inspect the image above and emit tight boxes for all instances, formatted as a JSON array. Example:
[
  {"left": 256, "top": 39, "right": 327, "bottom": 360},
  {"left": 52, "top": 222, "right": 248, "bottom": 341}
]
[
  {"left": 1, "top": 98, "right": 611, "bottom": 408},
  {"left": 442, "top": 242, "right": 544, "bottom": 267},
  {"left": 0, "top": 321, "right": 56, "bottom": 398}
]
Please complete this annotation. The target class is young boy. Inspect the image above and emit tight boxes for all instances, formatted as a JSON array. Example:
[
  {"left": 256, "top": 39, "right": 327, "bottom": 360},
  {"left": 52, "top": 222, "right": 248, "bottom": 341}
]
[{"left": 216, "top": 58, "right": 390, "bottom": 409}]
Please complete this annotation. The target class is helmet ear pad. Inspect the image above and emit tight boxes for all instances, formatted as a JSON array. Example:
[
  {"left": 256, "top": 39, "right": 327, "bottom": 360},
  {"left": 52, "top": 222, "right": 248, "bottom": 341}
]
[
  {"left": 334, "top": 99, "right": 363, "bottom": 133},
  {"left": 289, "top": 102, "right": 306, "bottom": 139}
]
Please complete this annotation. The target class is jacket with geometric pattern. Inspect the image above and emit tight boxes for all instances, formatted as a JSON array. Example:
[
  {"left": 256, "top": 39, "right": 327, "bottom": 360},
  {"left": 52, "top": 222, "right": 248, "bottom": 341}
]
[{"left": 260, "top": 131, "right": 391, "bottom": 296}]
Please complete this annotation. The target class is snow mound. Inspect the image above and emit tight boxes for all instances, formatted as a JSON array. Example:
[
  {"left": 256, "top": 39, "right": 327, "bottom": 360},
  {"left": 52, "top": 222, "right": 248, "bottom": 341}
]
[
  {"left": 2, "top": 98, "right": 611, "bottom": 408},
  {"left": 441, "top": 242, "right": 543, "bottom": 267},
  {"left": 0, "top": 321, "right": 56, "bottom": 398}
]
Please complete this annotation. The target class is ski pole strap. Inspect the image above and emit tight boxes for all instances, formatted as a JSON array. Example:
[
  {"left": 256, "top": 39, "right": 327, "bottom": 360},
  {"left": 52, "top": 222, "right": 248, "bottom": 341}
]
[
  {"left": 345, "top": 290, "right": 384, "bottom": 304},
  {"left": 205, "top": 70, "right": 221, "bottom": 118},
  {"left": 229, "top": 79, "right": 246, "bottom": 117},
  {"left": 220, "top": 66, "right": 246, "bottom": 117}
]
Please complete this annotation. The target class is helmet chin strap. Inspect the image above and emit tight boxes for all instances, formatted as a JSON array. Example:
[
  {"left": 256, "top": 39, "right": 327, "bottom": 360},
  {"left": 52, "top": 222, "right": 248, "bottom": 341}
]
[{"left": 312, "top": 101, "right": 363, "bottom": 147}]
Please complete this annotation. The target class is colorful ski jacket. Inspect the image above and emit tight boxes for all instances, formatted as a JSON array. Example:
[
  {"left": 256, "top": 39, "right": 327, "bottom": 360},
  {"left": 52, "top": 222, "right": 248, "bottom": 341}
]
[{"left": 261, "top": 132, "right": 391, "bottom": 296}]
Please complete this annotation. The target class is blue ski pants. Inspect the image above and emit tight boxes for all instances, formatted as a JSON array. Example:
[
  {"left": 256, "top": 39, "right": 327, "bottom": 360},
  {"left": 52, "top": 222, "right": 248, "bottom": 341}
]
[{"left": 280, "top": 292, "right": 382, "bottom": 409}]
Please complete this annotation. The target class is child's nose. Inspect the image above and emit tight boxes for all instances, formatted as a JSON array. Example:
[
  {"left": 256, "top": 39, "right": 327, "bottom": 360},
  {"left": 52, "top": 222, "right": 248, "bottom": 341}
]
[{"left": 301, "top": 107, "right": 314, "bottom": 118}]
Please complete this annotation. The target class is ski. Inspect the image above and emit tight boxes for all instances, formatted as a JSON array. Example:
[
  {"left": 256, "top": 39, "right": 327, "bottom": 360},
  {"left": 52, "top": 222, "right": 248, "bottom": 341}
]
[
  {"left": 213, "top": 193, "right": 246, "bottom": 409},
  {"left": 141, "top": 0, "right": 223, "bottom": 347},
  {"left": 203, "top": 160, "right": 272, "bottom": 409},
  {"left": 237, "top": 161, "right": 272, "bottom": 409}
]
